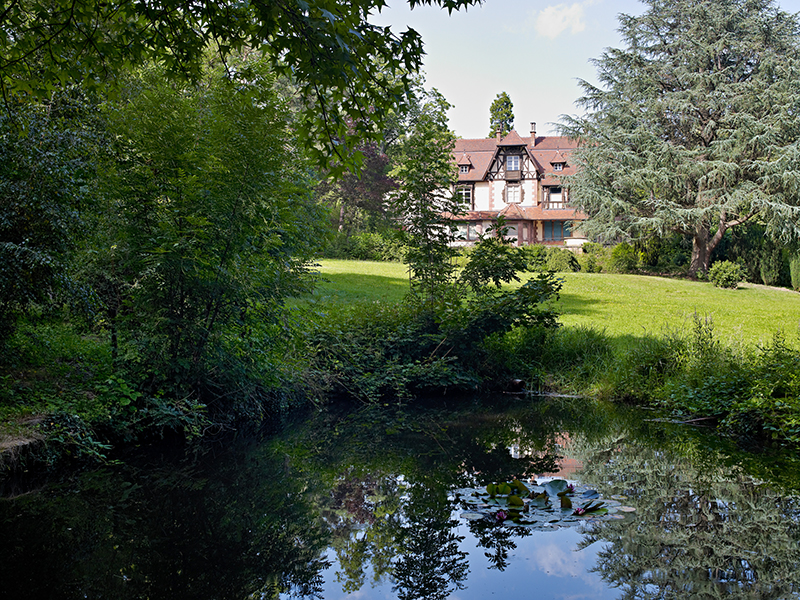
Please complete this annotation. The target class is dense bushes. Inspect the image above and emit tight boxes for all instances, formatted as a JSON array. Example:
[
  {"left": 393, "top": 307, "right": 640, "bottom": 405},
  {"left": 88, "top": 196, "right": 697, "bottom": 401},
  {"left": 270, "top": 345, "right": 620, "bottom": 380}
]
[
  {"left": 708, "top": 260, "right": 744, "bottom": 288},
  {"left": 791, "top": 255, "right": 800, "bottom": 291},
  {"left": 321, "top": 230, "right": 407, "bottom": 262},
  {"left": 532, "top": 316, "right": 800, "bottom": 448},
  {"left": 298, "top": 272, "right": 563, "bottom": 402},
  {"left": 520, "top": 245, "right": 581, "bottom": 272}
]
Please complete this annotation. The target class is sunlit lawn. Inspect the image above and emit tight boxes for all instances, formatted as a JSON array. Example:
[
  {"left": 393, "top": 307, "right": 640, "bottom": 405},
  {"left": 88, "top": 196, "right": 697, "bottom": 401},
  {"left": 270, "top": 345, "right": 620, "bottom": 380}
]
[{"left": 304, "top": 259, "right": 800, "bottom": 345}]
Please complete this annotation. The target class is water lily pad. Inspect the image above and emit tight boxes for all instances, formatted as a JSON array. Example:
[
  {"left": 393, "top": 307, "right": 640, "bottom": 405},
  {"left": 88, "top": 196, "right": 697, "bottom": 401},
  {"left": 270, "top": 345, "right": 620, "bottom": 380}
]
[
  {"left": 544, "top": 479, "right": 570, "bottom": 496},
  {"left": 617, "top": 506, "right": 636, "bottom": 512},
  {"left": 582, "top": 489, "right": 601, "bottom": 499},
  {"left": 611, "top": 494, "right": 628, "bottom": 501},
  {"left": 460, "top": 511, "right": 485, "bottom": 521}
]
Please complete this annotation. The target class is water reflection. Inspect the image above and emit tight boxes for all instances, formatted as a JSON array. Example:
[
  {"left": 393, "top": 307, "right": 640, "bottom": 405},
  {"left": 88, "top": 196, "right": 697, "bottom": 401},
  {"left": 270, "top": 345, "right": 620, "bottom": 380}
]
[{"left": 2, "top": 398, "right": 800, "bottom": 599}]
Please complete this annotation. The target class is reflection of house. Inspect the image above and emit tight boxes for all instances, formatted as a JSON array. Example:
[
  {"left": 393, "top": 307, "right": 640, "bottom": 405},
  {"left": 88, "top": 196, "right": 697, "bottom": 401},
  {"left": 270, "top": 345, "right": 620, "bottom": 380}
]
[{"left": 452, "top": 123, "right": 587, "bottom": 246}]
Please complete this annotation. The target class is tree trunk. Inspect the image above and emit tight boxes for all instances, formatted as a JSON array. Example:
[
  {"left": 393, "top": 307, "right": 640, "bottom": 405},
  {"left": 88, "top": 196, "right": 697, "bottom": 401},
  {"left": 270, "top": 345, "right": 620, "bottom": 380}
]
[{"left": 689, "top": 224, "right": 711, "bottom": 276}]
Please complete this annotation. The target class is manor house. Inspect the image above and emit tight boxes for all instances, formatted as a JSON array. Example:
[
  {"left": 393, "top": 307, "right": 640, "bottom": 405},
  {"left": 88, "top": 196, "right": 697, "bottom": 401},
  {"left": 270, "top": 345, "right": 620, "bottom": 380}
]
[{"left": 452, "top": 123, "right": 587, "bottom": 246}]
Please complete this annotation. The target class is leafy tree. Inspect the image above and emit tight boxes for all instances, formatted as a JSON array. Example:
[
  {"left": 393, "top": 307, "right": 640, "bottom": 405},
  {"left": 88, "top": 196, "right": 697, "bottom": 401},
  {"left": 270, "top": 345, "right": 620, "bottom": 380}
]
[
  {"left": 0, "top": 0, "right": 481, "bottom": 173},
  {"left": 0, "top": 92, "right": 98, "bottom": 340},
  {"left": 317, "top": 142, "right": 397, "bottom": 236},
  {"left": 95, "top": 56, "right": 326, "bottom": 404},
  {"left": 488, "top": 91, "right": 514, "bottom": 137},
  {"left": 389, "top": 89, "right": 461, "bottom": 308},
  {"left": 561, "top": 0, "right": 800, "bottom": 274}
]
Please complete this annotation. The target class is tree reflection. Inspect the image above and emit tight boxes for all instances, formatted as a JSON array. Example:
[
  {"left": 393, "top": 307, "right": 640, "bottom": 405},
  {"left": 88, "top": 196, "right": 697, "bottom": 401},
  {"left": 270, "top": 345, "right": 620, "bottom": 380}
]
[
  {"left": 0, "top": 442, "right": 330, "bottom": 600},
  {"left": 467, "top": 517, "right": 531, "bottom": 571},
  {"left": 575, "top": 441, "right": 800, "bottom": 600},
  {"left": 392, "top": 483, "right": 469, "bottom": 600},
  {"left": 6, "top": 397, "right": 800, "bottom": 599}
]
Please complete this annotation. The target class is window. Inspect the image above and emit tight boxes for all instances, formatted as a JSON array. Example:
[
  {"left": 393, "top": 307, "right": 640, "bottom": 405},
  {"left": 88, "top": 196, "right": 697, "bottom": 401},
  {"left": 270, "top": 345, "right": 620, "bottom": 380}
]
[
  {"left": 543, "top": 221, "right": 571, "bottom": 241},
  {"left": 505, "top": 183, "right": 520, "bottom": 204},
  {"left": 553, "top": 163, "right": 563, "bottom": 172},
  {"left": 457, "top": 186, "right": 472, "bottom": 208},
  {"left": 506, "top": 155, "right": 520, "bottom": 171},
  {"left": 456, "top": 222, "right": 480, "bottom": 241},
  {"left": 460, "top": 165, "right": 470, "bottom": 174},
  {"left": 545, "top": 186, "right": 565, "bottom": 209},
  {"left": 505, "top": 224, "right": 518, "bottom": 240}
]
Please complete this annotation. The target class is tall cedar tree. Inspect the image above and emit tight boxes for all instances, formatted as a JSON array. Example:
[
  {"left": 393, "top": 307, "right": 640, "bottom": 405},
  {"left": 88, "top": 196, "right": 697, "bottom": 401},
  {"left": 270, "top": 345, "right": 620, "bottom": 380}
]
[
  {"left": 488, "top": 92, "right": 514, "bottom": 138},
  {"left": 561, "top": 0, "right": 800, "bottom": 274}
]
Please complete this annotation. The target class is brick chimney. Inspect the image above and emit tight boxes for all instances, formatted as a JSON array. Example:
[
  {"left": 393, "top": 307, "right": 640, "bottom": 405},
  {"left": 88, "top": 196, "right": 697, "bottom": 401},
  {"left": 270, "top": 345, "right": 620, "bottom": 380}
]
[
  {"left": 496, "top": 128, "right": 501, "bottom": 143},
  {"left": 530, "top": 122, "right": 537, "bottom": 147}
]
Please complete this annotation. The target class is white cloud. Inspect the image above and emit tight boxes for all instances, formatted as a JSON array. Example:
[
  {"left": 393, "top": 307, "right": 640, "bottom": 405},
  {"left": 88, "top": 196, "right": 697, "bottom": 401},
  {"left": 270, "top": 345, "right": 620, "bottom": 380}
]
[{"left": 535, "top": 3, "right": 587, "bottom": 39}]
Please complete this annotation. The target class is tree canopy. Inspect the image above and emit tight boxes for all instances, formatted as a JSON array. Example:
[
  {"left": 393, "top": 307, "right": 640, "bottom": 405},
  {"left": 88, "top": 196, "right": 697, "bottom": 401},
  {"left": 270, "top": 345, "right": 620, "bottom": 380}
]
[
  {"left": 561, "top": 0, "right": 800, "bottom": 274},
  {"left": 0, "top": 0, "right": 481, "bottom": 173},
  {"left": 488, "top": 91, "right": 514, "bottom": 138}
]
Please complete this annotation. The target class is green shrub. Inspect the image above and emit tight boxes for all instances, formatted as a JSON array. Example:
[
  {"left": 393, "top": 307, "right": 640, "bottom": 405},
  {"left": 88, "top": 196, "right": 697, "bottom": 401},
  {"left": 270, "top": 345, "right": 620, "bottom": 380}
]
[
  {"left": 790, "top": 254, "right": 800, "bottom": 291},
  {"left": 609, "top": 243, "right": 638, "bottom": 273},
  {"left": 758, "top": 242, "right": 790, "bottom": 287},
  {"left": 520, "top": 244, "right": 548, "bottom": 271},
  {"left": 545, "top": 247, "right": 580, "bottom": 272},
  {"left": 322, "top": 231, "right": 407, "bottom": 262},
  {"left": 577, "top": 252, "right": 602, "bottom": 273},
  {"left": 708, "top": 260, "right": 744, "bottom": 289}
]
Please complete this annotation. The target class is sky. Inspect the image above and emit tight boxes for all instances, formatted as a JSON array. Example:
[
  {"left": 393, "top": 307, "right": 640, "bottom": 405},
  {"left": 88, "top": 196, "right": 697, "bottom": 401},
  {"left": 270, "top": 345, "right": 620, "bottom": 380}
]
[{"left": 370, "top": 0, "right": 800, "bottom": 139}]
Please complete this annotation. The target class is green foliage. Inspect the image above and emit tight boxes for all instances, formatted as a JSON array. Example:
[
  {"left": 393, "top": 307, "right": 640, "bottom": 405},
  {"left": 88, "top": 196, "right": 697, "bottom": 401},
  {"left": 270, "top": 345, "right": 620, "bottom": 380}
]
[
  {"left": 758, "top": 241, "right": 790, "bottom": 287},
  {"left": 0, "top": 0, "right": 481, "bottom": 174},
  {"left": 300, "top": 273, "right": 563, "bottom": 402},
  {"left": 791, "top": 254, "right": 800, "bottom": 291},
  {"left": 562, "top": 0, "right": 800, "bottom": 275},
  {"left": 457, "top": 217, "right": 528, "bottom": 292},
  {"left": 609, "top": 243, "right": 638, "bottom": 274},
  {"left": 390, "top": 89, "right": 460, "bottom": 309},
  {"left": 708, "top": 260, "right": 744, "bottom": 289},
  {"left": 0, "top": 92, "right": 98, "bottom": 341},
  {"left": 92, "top": 57, "right": 324, "bottom": 409},
  {"left": 520, "top": 245, "right": 581, "bottom": 273},
  {"left": 322, "top": 231, "right": 407, "bottom": 262},
  {"left": 488, "top": 91, "right": 514, "bottom": 137},
  {"left": 545, "top": 248, "right": 581, "bottom": 273}
]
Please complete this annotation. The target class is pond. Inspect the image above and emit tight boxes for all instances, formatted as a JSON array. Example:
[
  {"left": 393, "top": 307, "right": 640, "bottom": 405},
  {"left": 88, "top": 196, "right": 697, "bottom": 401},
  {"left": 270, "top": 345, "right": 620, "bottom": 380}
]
[{"left": 2, "top": 396, "right": 800, "bottom": 599}]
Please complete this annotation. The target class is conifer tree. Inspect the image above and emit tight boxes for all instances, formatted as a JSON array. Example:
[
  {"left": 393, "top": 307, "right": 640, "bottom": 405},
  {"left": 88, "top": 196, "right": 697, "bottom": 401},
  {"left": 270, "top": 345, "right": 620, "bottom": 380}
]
[
  {"left": 488, "top": 92, "right": 515, "bottom": 137},
  {"left": 562, "top": 0, "right": 800, "bottom": 274}
]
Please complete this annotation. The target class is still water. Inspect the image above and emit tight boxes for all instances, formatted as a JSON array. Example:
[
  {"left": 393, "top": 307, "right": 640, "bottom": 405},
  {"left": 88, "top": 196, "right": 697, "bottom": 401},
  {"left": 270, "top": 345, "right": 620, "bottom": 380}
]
[{"left": 2, "top": 396, "right": 800, "bottom": 600}]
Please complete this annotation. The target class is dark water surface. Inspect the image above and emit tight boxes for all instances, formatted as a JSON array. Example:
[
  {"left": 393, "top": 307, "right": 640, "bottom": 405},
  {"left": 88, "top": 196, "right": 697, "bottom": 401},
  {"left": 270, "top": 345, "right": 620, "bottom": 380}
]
[{"left": 2, "top": 397, "right": 800, "bottom": 600}]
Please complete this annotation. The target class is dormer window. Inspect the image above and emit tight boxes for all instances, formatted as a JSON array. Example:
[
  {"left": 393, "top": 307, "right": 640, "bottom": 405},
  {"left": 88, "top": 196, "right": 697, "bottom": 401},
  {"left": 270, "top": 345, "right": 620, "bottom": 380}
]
[
  {"left": 553, "top": 163, "right": 564, "bottom": 172},
  {"left": 506, "top": 155, "right": 520, "bottom": 171},
  {"left": 460, "top": 165, "right": 470, "bottom": 174}
]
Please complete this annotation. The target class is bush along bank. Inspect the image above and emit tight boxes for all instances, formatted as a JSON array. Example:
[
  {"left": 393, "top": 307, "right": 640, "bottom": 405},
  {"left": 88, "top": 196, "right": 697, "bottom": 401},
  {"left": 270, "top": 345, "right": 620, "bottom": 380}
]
[
  {"left": 532, "top": 315, "right": 800, "bottom": 449},
  {"left": 0, "top": 314, "right": 311, "bottom": 478}
]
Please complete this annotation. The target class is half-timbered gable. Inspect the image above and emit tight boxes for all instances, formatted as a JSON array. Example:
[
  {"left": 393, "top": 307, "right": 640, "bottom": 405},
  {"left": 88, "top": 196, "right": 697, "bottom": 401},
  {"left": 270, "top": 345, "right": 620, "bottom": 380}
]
[{"left": 451, "top": 122, "right": 587, "bottom": 247}]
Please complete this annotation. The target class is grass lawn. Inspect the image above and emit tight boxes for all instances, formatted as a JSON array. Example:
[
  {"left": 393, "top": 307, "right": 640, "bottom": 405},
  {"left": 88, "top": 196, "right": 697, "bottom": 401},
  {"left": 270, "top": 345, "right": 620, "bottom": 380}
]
[{"left": 305, "top": 259, "right": 800, "bottom": 346}]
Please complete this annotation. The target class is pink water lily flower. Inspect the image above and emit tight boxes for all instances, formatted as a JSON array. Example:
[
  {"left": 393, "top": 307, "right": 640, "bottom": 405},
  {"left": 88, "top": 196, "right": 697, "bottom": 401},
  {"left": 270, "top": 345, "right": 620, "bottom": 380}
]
[
  {"left": 573, "top": 507, "right": 586, "bottom": 516},
  {"left": 495, "top": 510, "right": 508, "bottom": 522}
]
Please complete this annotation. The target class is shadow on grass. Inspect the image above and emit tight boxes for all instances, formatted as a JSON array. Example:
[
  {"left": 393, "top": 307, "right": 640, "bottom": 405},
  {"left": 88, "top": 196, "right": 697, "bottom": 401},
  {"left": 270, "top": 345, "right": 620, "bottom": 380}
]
[{"left": 553, "top": 291, "right": 606, "bottom": 317}]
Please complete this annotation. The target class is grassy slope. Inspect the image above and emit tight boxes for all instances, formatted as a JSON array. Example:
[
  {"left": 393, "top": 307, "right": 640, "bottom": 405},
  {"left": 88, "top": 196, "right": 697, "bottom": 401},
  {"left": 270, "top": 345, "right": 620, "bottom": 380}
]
[{"left": 306, "top": 260, "right": 800, "bottom": 346}]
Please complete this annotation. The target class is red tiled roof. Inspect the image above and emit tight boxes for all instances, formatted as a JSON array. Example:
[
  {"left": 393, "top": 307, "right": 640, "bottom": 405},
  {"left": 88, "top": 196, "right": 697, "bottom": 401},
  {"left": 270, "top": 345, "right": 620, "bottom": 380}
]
[
  {"left": 453, "top": 129, "right": 579, "bottom": 182},
  {"left": 456, "top": 153, "right": 472, "bottom": 166},
  {"left": 498, "top": 130, "right": 527, "bottom": 146}
]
